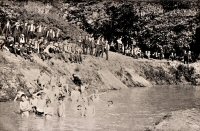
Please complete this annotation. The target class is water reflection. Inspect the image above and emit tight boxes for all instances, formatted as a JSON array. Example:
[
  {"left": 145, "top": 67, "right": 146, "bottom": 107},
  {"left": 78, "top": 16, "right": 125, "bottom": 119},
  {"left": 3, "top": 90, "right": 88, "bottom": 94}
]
[{"left": 1, "top": 86, "right": 200, "bottom": 131}]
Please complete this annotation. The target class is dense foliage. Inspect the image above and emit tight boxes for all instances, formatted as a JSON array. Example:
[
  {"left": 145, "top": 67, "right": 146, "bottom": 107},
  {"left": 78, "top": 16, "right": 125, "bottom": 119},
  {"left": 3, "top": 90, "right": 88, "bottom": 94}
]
[
  {"left": 2, "top": 0, "right": 200, "bottom": 61},
  {"left": 63, "top": 1, "right": 199, "bottom": 61}
]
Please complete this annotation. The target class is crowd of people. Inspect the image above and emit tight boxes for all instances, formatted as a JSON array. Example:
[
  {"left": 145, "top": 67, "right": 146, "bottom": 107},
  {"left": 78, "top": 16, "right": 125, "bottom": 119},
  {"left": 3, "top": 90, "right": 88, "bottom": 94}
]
[
  {"left": 115, "top": 37, "right": 192, "bottom": 64},
  {"left": 0, "top": 19, "right": 110, "bottom": 63},
  {"left": 14, "top": 73, "right": 106, "bottom": 118}
]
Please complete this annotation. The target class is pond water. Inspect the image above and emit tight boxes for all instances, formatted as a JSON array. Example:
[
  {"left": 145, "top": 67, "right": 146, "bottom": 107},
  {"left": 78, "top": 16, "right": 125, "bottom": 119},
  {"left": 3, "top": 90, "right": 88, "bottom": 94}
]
[{"left": 1, "top": 86, "right": 200, "bottom": 131}]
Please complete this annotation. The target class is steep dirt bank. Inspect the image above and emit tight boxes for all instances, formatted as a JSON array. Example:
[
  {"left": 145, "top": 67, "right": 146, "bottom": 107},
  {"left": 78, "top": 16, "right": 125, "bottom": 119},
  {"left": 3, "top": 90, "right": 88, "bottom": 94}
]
[{"left": 1, "top": 50, "right": 200, "bottom": 101}]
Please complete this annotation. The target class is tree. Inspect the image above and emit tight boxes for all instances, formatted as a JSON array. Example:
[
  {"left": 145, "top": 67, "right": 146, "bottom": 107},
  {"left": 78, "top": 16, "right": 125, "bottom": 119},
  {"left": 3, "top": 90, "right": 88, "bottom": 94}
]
[{"left": 160, "top": 0, "right": 191, "bottom": 11}]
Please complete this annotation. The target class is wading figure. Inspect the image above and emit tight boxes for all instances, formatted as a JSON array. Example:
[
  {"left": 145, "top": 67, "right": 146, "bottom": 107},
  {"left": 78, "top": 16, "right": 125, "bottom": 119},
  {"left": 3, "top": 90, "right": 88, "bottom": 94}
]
[
  {"left": 20, "top": 94, "right": 30, "bottom": 117},
  {"left": 57, "top": 94, "right": 66, "bottom": 117},
  {"left": 44, "top": 99, "right": 54, "bottom": 119},
  {"left": 35, "top": 93, "right": 46, "bottom": 116},
  {"left": 71, "top": 86, "right": 81, "bottom": 110}
]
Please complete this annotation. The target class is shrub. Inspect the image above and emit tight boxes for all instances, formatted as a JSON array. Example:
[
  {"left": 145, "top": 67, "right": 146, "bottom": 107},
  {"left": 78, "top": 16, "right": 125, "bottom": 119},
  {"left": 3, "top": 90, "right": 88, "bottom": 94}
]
[
  {"left": 176, "top": 64, "right": 197, "bottom": 84},
  {"left": 144, "top": 66, "right": 175, "bottom": 85}
]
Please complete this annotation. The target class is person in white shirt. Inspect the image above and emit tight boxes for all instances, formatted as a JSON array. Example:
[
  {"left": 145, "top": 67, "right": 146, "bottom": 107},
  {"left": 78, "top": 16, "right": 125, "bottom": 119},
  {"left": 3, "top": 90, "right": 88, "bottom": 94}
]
[
  {"left": 19, "top": 34, "right": 25, "bottom": 45},
  {"left": 36, "top": 23, "right": 43, "bottom": 40},
  {"left": 105, "top": 40, "right": 110, "bottom": 60},
  {"left": 117, "top": 37, "right": 123, "bottom": 53}
]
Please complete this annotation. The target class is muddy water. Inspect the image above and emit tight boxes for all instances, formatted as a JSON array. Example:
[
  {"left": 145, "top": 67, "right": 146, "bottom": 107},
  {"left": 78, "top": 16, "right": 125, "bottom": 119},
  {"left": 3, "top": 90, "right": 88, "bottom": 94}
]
[{"left": 1, "top": 86, "right": 200, "bottom": 131}]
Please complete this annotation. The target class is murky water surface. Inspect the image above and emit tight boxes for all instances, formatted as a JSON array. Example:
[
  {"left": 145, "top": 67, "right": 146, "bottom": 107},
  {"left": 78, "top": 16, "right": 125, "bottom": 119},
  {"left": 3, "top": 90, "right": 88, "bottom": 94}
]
[{"left": 1, "top": 86, "right": 200, "bottom": 131}]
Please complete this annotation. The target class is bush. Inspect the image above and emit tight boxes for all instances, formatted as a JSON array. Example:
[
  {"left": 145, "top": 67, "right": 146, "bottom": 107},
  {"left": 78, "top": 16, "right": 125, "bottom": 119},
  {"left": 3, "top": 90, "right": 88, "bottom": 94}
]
[
  {"left": 176, "top": 64, "right": 197, "bottom": 84},
  {"left": 160, "top": 0, "right": 191, "bottom": 11},
  {"left": 144, "top": 66, "right": 175, "bottom": 85}
]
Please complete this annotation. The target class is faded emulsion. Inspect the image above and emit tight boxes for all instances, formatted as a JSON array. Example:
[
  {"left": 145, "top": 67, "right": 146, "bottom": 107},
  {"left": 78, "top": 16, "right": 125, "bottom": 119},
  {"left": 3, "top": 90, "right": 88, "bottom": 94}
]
[{"left": 1, "top": 0, "right": 200, "bottom": 131}]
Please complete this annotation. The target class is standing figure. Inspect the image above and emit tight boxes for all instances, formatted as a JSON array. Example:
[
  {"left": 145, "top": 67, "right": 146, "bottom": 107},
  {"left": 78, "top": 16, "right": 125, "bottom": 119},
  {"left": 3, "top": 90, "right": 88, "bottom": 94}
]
[
  {"left": 28, "top": 21, "right": 35, "bottom": 39},
  {"left": 55, "top": 28, "right": 60, "bottom": 42},
  {"left": 44, "top": 99, "right": 54, "bottom": 119},
  {"left": 57, "top": 94, "right": 66, "bottom": 117},
  {"left": 0, "top": 22, "right": 2, "bottom": 35},
  {"left": 36, "top": 23, "right": 43, "bottom": 40},
  {"left": 47, "top": 28, "right": 55, "bottom": 42},
  {"left": 20, "top": 94, "right": 30, "bottom": 117},
  {"left": 184, "top": 50, "right": 188, "bottom": 64},
  {"left": 95, "top": 36, "right": 101, "bottom": 57},
  {"left": 85, "top": 98, "right": 95, "bottom": 117},
  {"left": 2, "top": 20, "right": 12, "bottom": 38},
  {"left": 12, "top": 21, "right": 21, "bottom": 43},
  {"left": 35, "top": 93, "right": 46, "bottom": 116},
  {"left": 105, "top": 40, "right": 110, "bottom": 60},
  {"left": 22, "top": 21, "right": 29, "bottom": 43},
  {"left": 100, "top": 37, "right": 105, "bottom": 58},
  {"left": 71, "top": 86, "right": 81, "bottom": 110}
]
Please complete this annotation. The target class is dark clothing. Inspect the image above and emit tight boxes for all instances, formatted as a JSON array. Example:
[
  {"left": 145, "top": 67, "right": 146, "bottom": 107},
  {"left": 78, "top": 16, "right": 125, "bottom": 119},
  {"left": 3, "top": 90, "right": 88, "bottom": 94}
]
[
  {"left": 95, "top": 45, "right": 100, "bottom": 57},
  {"left": 72, "top": 75, "right": 82, "bottom": 86},
  {"left": 2, "top": 25, "right": 12, "bottom": 38},
  {"left": 105, "top": 49, "right": 108, "bottom": 60},
  {"left": 35, "top": 111, "right": 44, "bottom": 116}
]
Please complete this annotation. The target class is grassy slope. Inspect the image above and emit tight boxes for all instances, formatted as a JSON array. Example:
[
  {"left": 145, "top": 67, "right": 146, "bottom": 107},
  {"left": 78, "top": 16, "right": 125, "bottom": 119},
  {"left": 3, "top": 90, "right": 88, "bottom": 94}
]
[{"left": 1, "top": 49, "right": 200, "bottom": 101}]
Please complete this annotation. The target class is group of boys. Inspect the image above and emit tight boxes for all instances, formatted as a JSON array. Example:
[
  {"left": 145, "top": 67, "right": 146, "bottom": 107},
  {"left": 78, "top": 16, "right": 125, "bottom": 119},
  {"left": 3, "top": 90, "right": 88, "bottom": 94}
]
[
  {"left": 15, "top": 74, "right": 97, "bottom": 118},
  {"left": 0, "top": 19, "right": 63, "bottom": 60},
  {"left": 80, "top": 35, "right": 110, "bottom": 60},
  {"left": 0, "top": 19, "right": 111, "bottom": 63}
]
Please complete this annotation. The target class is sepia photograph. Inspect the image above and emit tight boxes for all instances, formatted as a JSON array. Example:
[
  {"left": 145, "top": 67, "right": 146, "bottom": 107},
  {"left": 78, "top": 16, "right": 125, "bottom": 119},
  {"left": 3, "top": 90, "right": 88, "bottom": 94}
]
[{"left": 0, "top": 0, "right": 200, "bottom": 130}]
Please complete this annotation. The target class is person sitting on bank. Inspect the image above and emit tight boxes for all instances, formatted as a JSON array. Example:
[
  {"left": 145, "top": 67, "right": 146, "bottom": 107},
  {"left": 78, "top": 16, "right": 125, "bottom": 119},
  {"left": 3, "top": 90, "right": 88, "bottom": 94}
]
[{"left": 20, "top": 94, "right": 31, "bottom": 117}]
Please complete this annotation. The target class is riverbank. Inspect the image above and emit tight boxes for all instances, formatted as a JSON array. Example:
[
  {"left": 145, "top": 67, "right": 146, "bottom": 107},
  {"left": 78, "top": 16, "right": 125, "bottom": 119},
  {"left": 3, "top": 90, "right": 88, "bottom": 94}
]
[
  {"left": 1, "top": 50, "right": 200, "bottom": 101},
  {"left": 148, "top": 108, "right": 200, "bottom": 131}
]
